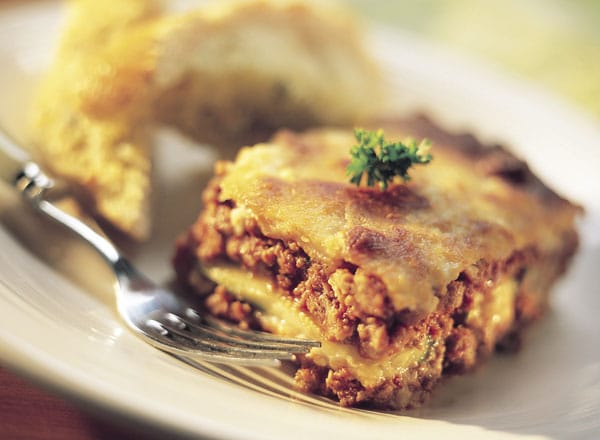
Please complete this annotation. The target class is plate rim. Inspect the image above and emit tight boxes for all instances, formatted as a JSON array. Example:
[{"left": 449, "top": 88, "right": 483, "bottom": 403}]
[{"left": 0, "top": 1, "right": 599, "bottom": 439}]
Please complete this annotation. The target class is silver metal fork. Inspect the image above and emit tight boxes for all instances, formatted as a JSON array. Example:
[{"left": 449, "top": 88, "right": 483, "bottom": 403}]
[{"left": 0, "top": 128, "right": 319, "bottom": 366}]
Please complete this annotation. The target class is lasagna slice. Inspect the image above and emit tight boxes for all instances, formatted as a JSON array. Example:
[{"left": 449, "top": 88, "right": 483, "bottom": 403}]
[{"left": 173, "top": 117, "right": 580, "bottom": 409}]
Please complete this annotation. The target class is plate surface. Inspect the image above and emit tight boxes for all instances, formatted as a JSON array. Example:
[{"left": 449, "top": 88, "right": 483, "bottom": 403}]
[{"left": 0, "top": 2, "right": 599, "bottom": 439}]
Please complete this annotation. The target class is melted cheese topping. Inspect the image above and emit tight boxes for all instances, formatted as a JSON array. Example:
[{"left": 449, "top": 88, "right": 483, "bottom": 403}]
[
  {"left": 218, "top": 126, "right": 579, "bottom": 314},
  {"left": 204, "top": 265, "right": 428, "bottom": 387}
]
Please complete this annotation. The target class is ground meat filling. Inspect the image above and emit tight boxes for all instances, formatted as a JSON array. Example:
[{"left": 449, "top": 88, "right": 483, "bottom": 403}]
[
  {"left": 178, "top": 171, "right": 528, "bottom": 346},
  {"left": 175, "top": 170, "right": 421, "bottom": 354},
  {"left": 173, "top": 168, "right": 574, "bottom": 408}
]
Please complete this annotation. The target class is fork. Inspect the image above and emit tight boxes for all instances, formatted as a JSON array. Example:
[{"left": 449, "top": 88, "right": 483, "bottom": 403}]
[{"left": 0, "top": 128, "right": 320, "bottom": 366}]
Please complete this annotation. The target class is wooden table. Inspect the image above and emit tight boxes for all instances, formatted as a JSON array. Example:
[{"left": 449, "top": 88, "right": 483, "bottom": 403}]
[{"left": 0, "top": 367, "right": 155, "bottom": 440}]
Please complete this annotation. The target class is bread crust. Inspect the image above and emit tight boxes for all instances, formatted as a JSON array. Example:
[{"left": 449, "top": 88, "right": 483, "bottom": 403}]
[{"left": 31, "top": 0, "right": 381, "bottom": 239}]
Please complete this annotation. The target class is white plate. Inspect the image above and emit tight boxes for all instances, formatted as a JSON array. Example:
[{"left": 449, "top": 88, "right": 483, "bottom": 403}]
[{"left": 1, "top": 2, "right": 599, "bottom": 439}]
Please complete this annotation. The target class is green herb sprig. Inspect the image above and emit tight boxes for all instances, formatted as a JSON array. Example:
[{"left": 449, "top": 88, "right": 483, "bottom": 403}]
[{"left": 346, "top": 128, "right": 432, "bottom": 190}]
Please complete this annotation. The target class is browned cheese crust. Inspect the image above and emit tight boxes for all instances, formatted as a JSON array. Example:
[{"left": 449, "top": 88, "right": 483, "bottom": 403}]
[{"left": 173, "top": 116, "right": 580, "bottom": 409}]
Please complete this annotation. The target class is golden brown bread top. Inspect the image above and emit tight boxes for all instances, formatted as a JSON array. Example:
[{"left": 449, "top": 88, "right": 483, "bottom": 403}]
[
  {"left": 76, "top": 0, "right": 382, "bottom": 142},
  {"left": 218, "top": 118, "right": 581, "bottom": 314},
  {"left": 30, "top": 0, "right": 162, "bottom": 239},
  {"left": 30, "top": 0, "right": 382, "bottom": 239}
]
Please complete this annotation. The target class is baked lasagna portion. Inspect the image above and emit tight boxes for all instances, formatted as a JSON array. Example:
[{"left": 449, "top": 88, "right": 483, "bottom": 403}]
[{"left": 173, "top": 117, "right": 580, "bottom": 409}]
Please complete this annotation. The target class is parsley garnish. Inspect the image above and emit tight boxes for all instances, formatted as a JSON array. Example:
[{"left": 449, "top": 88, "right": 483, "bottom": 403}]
[{"left": 347, "top": 128, "right": 432, "bottom": 190}]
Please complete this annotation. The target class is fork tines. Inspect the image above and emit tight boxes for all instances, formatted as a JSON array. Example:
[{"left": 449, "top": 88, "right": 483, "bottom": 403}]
[{"left": 142, "top": 308, "right": 320, "bottom": 366}]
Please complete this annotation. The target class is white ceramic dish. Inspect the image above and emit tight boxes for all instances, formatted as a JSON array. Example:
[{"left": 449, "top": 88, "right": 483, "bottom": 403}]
[{"left": 0, "top": 2, "right": 599, "bottom": 439}]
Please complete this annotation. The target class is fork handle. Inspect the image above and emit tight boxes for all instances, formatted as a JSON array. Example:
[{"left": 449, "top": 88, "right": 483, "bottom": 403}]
[
  {"left": 0, "top": 126, "right": 55, "bottom": 204},
  {"left": 0, "top": 125, "right": 121, "bottom": 264},
  {"left": 0, "top": 125, "right": 35, "bottom": 186}
]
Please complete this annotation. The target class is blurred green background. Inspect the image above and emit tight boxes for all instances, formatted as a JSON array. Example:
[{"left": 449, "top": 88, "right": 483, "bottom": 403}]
[{"left": 348, "top": 0, "right": 600, "bottom": 120}]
